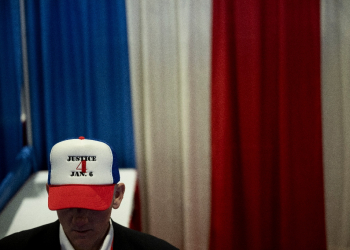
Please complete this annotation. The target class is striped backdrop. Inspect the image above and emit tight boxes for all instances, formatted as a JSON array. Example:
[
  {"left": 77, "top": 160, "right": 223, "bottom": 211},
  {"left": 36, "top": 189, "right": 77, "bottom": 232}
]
[
  {"left": 1, "top": 0, "right": 346, "bottom": 249},
  {"left": 126, "top": 0, "right": 349, "bottom": 250}
]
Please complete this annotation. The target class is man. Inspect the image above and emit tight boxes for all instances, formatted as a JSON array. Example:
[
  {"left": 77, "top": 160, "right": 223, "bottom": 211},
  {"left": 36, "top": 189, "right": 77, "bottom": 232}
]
[{"left": 0, "top": 137, "right": 178, "bottom": 250}]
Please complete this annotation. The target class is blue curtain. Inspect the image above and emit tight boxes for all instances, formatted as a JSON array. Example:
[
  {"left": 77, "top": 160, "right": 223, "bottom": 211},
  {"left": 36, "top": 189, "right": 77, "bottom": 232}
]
[
  {"left": 25, "top": 0, "right": 135, "bottom": 170},
  {"left": 0, "top": 1, "right": 23, "bottom": 184}
]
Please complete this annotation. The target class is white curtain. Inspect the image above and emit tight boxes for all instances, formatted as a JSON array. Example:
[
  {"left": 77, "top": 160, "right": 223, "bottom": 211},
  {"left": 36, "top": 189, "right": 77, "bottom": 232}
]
[
  {"left": 322, "top": 0, "right": 350, "bottom": 250},
  {"left": 126, "top": 1, "right": 212, "bottom": 249}
]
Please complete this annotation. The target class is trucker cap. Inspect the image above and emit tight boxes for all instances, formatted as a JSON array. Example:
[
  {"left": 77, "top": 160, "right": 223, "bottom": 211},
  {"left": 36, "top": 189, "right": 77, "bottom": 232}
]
[{"left": 47, "top": 136, "right": 120, "bottom": 211}]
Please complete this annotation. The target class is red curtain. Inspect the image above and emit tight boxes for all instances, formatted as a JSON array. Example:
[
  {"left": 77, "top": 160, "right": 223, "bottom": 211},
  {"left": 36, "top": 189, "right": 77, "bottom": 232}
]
[{"left": 210, "top": 0, "right": 326, "bottom": 249}]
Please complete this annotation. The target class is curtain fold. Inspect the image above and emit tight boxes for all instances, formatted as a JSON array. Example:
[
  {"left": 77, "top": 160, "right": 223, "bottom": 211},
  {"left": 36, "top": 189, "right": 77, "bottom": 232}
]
[
  {"left": 176, "top": 1, "right": 211, "bottom": 249},
  {"left": 210, "top": 0, "right": 326, "bottom": 249},
  {"left": 126, "top": 0, "right": 212, "bottom": 249},
  {"left": 0, "top": 1, "right": 23, "bottom": 183},
  {"left": 322, "top": 1, "right": 350, "bottom": 249},
  {"left": 25, "top": 0, "right": 135, "bottom": 170}
]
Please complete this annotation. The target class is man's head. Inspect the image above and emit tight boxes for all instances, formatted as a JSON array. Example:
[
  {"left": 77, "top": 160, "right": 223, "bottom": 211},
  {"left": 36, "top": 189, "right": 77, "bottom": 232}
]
[
  {"left": 46, "top": 137, "right": 125, "bottom": 250},
  {"left": 52, "top": 183, "right": 125, "bottom": 250}
]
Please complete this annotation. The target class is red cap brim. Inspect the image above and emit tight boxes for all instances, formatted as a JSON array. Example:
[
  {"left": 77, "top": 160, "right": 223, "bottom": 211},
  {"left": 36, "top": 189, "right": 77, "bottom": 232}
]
[{"left": 48, "top": 184, "right": 115, "bottom": 211}]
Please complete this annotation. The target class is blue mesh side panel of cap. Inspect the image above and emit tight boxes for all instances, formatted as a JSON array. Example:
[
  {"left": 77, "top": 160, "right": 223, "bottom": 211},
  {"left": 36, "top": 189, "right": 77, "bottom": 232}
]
[
  {"left": 111, "top": 149, "right": 120, "bottom": 183},
  {"left": 48, "top": 157, "right": 52, "bottom": 185}
]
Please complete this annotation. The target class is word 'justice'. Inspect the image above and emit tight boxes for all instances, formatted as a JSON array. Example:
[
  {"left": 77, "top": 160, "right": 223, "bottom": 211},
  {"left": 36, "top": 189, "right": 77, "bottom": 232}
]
[{"left": 67, "top": 156, "right": 96, "bottom": 161}]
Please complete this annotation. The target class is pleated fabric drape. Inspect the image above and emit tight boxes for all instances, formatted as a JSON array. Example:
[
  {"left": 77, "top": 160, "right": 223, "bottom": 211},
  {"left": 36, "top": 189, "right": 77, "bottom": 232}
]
[
  {"left": 126, "top": 0, "right": 212, "bottom": 249},
  {"left": 0, "top": 1, "right": 23, "bottom": 183},
  {"left": 24, "top": 0, "right": 135, "bottom": 170},
  {"left": 210, "top": 0, "right": 326, "bottom": 249},
  {"left": 322, "top": 1, "right": 350, "bottom": 249}
]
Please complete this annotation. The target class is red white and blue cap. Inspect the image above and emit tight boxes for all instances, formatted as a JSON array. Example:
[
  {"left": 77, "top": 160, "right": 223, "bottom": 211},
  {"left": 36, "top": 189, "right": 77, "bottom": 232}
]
[{"left": 47, "top": 136, "right": 120, "bottom": 211}]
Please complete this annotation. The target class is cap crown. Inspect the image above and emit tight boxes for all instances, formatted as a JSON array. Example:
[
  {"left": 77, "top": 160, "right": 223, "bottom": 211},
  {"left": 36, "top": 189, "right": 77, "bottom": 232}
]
[{"left": 48, "top": 138, "right": 120, "bottom": 185}]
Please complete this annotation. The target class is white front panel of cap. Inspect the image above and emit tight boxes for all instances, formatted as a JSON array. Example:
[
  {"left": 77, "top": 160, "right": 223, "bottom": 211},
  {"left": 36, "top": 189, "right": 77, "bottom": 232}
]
[{"left": 50, "top": 139, "right": 113, "bottom": 185}]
